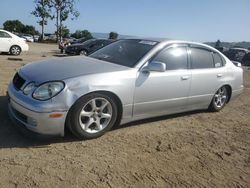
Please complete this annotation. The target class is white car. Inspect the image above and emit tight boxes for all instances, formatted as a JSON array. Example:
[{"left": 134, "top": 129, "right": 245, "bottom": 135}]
[
  {"left": 0, "top": 29, "right": 29, "bottom": 55},
  {"left": 20, "top": 34, "right": 34, "bottom": 43}
]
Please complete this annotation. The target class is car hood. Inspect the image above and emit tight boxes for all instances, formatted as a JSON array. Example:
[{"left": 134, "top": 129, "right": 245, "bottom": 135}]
[{"left": 19, "top": 56, "right": 129, "bottom": 83}]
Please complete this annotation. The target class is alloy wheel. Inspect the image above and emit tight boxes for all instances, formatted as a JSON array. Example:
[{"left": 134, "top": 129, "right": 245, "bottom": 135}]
[
  {"left": 78, "top": 97, "right": 112, "bottom": 133},
  {"left": 214, "top": 87, "right": 227, "bottom": 108},
  {"left": 11, "top": 46, "right": 21, "bottom": 55}
]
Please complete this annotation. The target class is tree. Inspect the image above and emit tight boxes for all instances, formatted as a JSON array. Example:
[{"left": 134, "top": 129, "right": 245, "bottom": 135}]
[
  {"left": 22, "top": 25, "right": 39, "bottom": 35},
  {"left": 51, "top": 0, "right": 79, "bottom": 42},
  {"left": 3, "top": 20, "right": 24, "bottom": 33},
  {"left": 55, "top": 25, "right": 70, "bottom": 38},
  {"left": 109, "top": 32, "right": 118, "bottom": 40},
  {"left": 31, "top": 0, "right": 52, "bottom": 41},
  {"left": 71, "top": 30, "right": 92, "bottom": 39},
  {"left": 215, "top": 39, "right": 221, "bottom": 48}
]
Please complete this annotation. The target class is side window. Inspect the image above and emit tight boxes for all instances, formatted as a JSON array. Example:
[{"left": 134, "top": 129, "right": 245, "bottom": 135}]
[
  {"left": 152, "top": 46, "right": 188, "bottom": 70},
  {"left": 213, "top": 53, "right": 224, "bottom": 67},
  {"left": 0, "top": 31, "right": 11, "bottom": 38},
  {"left": 191, "top": 48, "right": 214, "bottom": 69}
]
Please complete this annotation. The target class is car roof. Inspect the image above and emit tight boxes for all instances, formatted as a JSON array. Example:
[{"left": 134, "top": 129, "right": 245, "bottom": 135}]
[
  {"left": 230, "top": 48, "right": 249, "bottom": 52},
  {"left": 123, "top": 37, "right": 218, "bottom": 50}
]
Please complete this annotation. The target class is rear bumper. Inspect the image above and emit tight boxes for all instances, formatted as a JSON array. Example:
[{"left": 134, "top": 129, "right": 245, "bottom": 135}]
[
  {"left": 8, "top": 97, "right": 67, "bottom": 137},
  {"left": 231, "top": 86, "right": 244, "bottom": 100},
  {"left": 21, "top": 43, "right": 29, "bottom": 52}
]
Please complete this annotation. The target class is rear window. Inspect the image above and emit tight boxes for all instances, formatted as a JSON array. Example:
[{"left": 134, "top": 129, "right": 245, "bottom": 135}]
[
  {"left": 0, "top": 31, "right": 11, "bottom": 38},
  {"left": 213, "top": 53, "right": 224, "bottom": 67}
]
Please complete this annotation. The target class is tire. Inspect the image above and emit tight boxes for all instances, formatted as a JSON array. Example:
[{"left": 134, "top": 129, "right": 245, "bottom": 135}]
[
  {"left": 79, "top": 50, "right": 87, "bottom": 56},
  {"left": 209, "top": 86, "right": 228, "bottom": 112},
  {"left": 10, "top": 45, "right": 21, "bottom": 55},
  {"left": 67, "top": 92, "right": 118, "bottom": 139}
]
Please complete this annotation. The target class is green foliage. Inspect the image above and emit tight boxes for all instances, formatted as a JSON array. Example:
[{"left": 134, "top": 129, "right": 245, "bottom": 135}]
[
  {"left": 22, "top": 25, "right": 40, "bottom": 35},
  {"left": 3, "top": 20, "right": 24, "bottom": 33},
  {"left": 215, "top": 39, "right": 221, "bottom": 47},
  {"left": 109, "top": 32, "right": 118, "bottom": 40},
  {"left": 31, "top": 0, "right": 52, "bottom": 24},
  {"left": 3, "top": 20, "right": 39, "bottom": 35},
  {"left": 55, "top": 25, "right": 70, "bottom": 38},
  {"left": 71, "top": 30, "right": 93, "bottom": 39},
  {"left": 50, "top": 0, "right": 80, "bottom": 42},
  {"left": 31, "top": 0, "right": 52, "bottom": 40}
]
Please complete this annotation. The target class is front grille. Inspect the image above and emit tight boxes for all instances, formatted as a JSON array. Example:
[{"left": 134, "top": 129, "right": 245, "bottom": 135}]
[
  {"left": 12, "top": 107, "right": 28, "bottom": 123},
  {"left": 13, "top": 72, "right": 25, "bottom": 90}
]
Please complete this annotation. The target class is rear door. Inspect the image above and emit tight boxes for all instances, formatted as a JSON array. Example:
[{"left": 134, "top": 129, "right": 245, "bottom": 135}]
[
  {"left": 188, "top": 46, "right": 227, "bottom": 109},
  {"left": 0, "top": 31, "right": 12, "bottom": 52}
]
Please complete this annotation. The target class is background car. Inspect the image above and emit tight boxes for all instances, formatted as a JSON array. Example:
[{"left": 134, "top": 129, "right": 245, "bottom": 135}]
[
  {"left": 65, "top": 39, "right": 114, "bottom": 55},
  {"left": 33, "top": 35, "right": 40, "bottom": 42},
  {"left": 8, "top": 39, "right": 243, "bottom": 140},
  {"left": 59, "top": 37, "right": 93, "bottom": 53},
  {"left": 0, "top": 29, "right": 29, "bottom": 55},
  {"left": 223, "top": 48, "right": 249, "bottom": 63},
  {"left": 70, "top": 37, "right": 91, "bottom": 45},
  {"left": 18, "top": 34, "right": 34, "bottom": 42},
  {"left": 242, "top": 52, "right": 250, "bottom": 66}
]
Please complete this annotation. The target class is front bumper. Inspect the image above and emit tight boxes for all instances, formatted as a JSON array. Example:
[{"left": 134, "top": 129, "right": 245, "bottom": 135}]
[
  {"left": 8, "top": 96, "right": 67, "bottom": 137},
  {"left": 65, "top": 48, "right": 78, "bottom": 55}
]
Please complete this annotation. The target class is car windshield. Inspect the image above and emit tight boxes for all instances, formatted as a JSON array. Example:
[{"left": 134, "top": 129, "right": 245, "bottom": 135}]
[{"left": 89, "top": 39, "right": 158, "bottom": 67}]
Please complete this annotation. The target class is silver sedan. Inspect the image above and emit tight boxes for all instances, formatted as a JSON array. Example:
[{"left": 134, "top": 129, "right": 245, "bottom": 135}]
[{"left": 8, "top": 39, "right": 243, "bottom": 139}]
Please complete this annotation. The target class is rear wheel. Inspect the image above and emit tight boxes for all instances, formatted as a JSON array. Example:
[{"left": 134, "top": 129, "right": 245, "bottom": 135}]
[
  {"left": 209, "top": 86, "right": 228, "bottom": 112},
  {"left": 67, "top": 93, "right": 118, "bottom": 139},
  {"left": 10, "top": 45, "right": 21, "bottom": 55}
]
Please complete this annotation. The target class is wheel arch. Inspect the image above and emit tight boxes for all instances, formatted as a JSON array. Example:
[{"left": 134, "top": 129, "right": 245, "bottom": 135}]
[
  {"left": 224, "top": 84, "right": 232, "bottom": 103},
  {"left": 65, "top": 90, "right": 123, "bottom": 132},
  {"left": 9, "top": 45, "right": 22, "bottom": 54}
]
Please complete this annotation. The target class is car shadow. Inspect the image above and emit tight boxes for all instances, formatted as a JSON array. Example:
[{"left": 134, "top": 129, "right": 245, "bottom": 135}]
[
  {"left": 53, "top": 54, "right": 68, "bottom": 57},
  {"left": 0, "top": 52, "right": 11, "bottom": 56},
  {"left": 0, "top": 95, "right": 205, "bottom": 149}
]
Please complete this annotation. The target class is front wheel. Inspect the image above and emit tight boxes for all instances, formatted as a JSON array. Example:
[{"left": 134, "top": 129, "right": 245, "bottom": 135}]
[
  {"left": 67, "top": 93, "right": 118, "bottom": 139},
  {"left": 79, "top": 50, "right": 87, "bottom": 56},
  {"left": 10, "top": 45, "right": 21, "bottom": 55},
  {"left": 209, "top": 86, "right": 228, "bottom": 112}
]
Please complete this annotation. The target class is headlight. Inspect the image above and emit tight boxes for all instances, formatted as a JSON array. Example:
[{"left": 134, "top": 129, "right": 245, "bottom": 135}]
[
  {"left": 33, "top": 81, "right": 65, "bottom": 100},
  {"left": 23, "top": 82, "right": 35, "bottom": 95}
]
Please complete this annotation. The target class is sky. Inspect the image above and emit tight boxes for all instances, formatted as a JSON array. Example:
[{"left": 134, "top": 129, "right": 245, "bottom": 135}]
[{"left": 0, "top": 0, "right": 250, "bottom": 42}]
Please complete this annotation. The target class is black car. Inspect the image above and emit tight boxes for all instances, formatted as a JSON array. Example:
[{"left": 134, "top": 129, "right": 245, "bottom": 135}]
[
  {"left": 70, "top": 37, "right": 91, "bottom": 45},
  {"left": 242, "top": 53, "right": 250, "bottom": 66},
  {"left": 65, "top": 39, "right": 114, "bottom": 55},
  {"left": 223, "top": 48, "right": 249, "bottom": 63}
]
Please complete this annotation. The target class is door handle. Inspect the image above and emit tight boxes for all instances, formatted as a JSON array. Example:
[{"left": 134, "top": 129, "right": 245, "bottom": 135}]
[
  {"left": 217, "top": 73, "right": 223, "bottom": 77},
  {"left": 181, "top": 76, "right": 189, "bottom": 80}
]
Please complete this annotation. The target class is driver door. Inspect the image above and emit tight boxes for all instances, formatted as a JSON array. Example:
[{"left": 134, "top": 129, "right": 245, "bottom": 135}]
[{"left": 133, "top": 45, "right": 191, "bottom": 118}]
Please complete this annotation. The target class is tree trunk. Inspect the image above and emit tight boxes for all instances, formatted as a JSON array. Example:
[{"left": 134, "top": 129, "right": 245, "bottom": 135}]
[
  {"left": 59, "top": 11, "right": 62, "bottom": 43},
  {"left": 41, "top": 18, "right": 44, "bottom": 41},
  {"left": 56, "top": 9, "right": 59, "bottom": 43}
]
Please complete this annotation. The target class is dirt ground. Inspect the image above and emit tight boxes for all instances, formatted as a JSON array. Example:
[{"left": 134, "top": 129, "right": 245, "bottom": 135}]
[{"left": 0, "top": 43, "right": 249, "bottom": 188}]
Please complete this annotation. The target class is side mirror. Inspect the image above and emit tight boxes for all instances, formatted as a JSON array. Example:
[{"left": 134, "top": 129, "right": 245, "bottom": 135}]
[{"left": 143, "top": 61, "right": 166, "bottom": 72}]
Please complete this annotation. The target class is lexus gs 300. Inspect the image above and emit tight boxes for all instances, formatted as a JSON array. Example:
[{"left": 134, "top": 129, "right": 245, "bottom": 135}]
[{"left": 8, "top": 39, "right": 243, "bottom": 139}]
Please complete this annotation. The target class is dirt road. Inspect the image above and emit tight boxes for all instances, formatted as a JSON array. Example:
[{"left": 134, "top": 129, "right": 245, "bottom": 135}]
[{"left": 0, "top": 43, "right": 249, "bottom": 187}]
